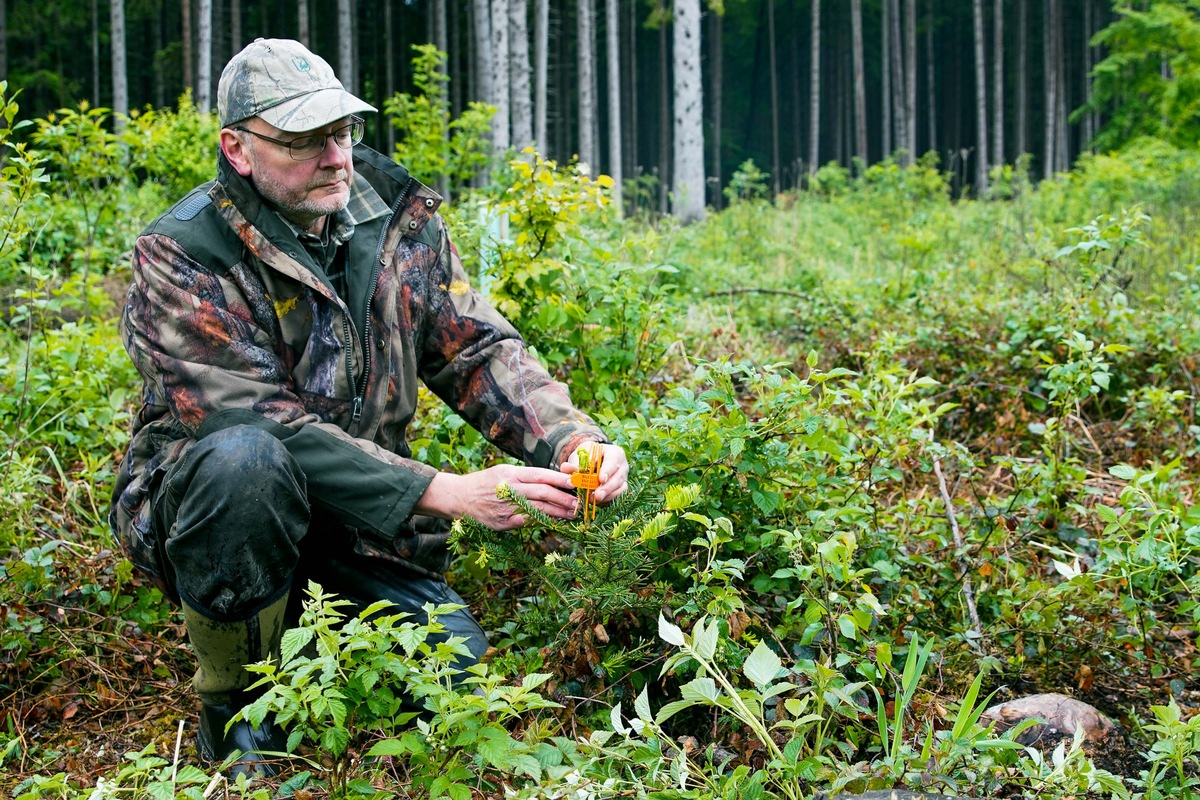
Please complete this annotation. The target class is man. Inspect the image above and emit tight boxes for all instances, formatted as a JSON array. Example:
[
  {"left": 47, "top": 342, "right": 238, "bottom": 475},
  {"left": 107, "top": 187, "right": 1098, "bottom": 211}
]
[{"left": 109, "top": 38, "right": 627, "bottom": 777}]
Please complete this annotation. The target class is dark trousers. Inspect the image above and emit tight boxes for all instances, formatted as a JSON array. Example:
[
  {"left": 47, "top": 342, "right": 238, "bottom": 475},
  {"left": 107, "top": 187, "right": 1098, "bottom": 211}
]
[{"left": 151, "top": 424, "right": 489, "bottom": 663}]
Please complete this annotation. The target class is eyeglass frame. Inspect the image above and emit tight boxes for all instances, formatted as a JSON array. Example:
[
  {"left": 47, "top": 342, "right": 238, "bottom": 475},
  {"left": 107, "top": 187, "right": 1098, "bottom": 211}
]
[{"left": 231, "top": 116, "right": 365, "bottom": 161}]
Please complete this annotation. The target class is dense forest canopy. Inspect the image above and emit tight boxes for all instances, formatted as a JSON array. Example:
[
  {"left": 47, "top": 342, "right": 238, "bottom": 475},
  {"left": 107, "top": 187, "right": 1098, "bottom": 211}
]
[{"left": 4, "top": 0, "right": 1190, "bottom": 205}]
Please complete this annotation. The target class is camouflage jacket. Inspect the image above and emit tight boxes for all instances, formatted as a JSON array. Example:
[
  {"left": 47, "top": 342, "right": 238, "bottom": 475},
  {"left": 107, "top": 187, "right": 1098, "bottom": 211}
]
[{"left": 109, "top": 145, "right": 605, "bottom": 584}]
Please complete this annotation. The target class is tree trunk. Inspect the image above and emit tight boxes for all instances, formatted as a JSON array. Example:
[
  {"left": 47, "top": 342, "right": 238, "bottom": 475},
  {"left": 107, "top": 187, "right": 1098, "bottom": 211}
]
[
  {"left": 337, "top": 0, "right": 353, "bottom": 92},
  {"left": 110, "top": 0, "right": 128, "bottom": 129},
  {"left": 659, "top": 20, "right": 669, "bottom": 216},
  {"left": 972, "top": 0, "right": 988, "bottom": 194},
  {"left": 230, "top": 0, "right": 241, "bottom": 52},
  {"left": 905, "top": 0, "right": 916, "bottom": 159},
  {"left": 709, "top": 6, "right": 722, "bottom": 206},
  {"left": 1082, "top": 0, "right": 1093, "bottom": 148},
  {"left": 1016, "top": 0, "right": 1026, "bottom": 157},
  {"left": 577, "top": 0, "right": 596, "bottom": 171},
  {"left": 0, "top": 0, "right": 6, "bottom": 90},
  {"left": 473, "top": 0, "right": 492, "bottom": 104},
  {"left": 1043, "top": 0, "right": 1057, "bottom": 177},
  {"left": 298, "top": 0, "right": 309, "bottom": 48},
  {"left": 605, "top": 0, "right": 623, "bottom": 214},
  {"left": 850, "top": 0, "right": 867, "bottom": 166},
  {"left": 534, "top": 0, "right": 549, "bottom": 151},
  {"left": 806, "top": 0, "right": 819, "bottom": 177},
  {"left": 196, "top": 0, "right": 212, "bottom": 112},
  {"left": 183, "top": 0, "right": 194, "bottom": 101},
  {"left": 881, "top": 0, "right": 891, "bottom": 157},
  {"left": 992, "top": 0, "right": 1004, "bottom": 167},
  {"left": 767, "top": 0, "right": 780, "bottom": 189},
  {"left": 889, "top": 0, "right": 907, "bottom": 160},
  {"left": 1054, "top": 0, "right": 1066, "bottom": 172},
  {"left": 511, "top": 0, "right": 533, "bottom": 153},
  {"left": 672, "top": 0, "right": 705, "bottom": 223},
  {"left": 491, "top": 0, "right": 511, "bottom": 152},
  {"left": 92, "top": 0, "right": 100, "bottom": 106},
  {"left": 384, "top": 1, "right": 395, "bottom": 153},
  {"left": 925, "top": 0, "right": 936, "bottom": 154}
]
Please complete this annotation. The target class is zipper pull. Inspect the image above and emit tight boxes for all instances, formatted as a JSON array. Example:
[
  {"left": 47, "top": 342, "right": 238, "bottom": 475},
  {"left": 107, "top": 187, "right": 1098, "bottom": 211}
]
[{"left": 352, "top": 396, "right": 364, "bottom": 422}]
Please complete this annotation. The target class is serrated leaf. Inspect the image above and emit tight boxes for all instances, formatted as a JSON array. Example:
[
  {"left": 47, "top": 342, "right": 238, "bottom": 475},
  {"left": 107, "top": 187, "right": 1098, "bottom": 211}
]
[
  {"left": 1109, "top": 464, "right": 1138, "bottom": 481},
  {"left": 1094, "top": 504, "right": 1120, "bottom": 524},
  {"left": 692, "top": 618, "right": 719, "bottom": 661},
  {"left": 681, "top": 676, "right": 720, "bottom": 703},
  {"left": 366, "top": 737, "right": 412, "bottom": 757},
  {"left": 655, "top": 699, "right": 694, "bottom": 724},
  {"left": 658, "top": 614, "right": 686, "bottom": 647},
  {"left": 280, "top": 627, "right": 314, "bottom": 663},
  {"left": 743, "top": 640, "right": 783, "bottom": 688},
  {"left": 610, "top": 702, "right": 628, "bottom": 735},
  {"left": 634, "top": 686, "right": 653, "bottom": 722}
]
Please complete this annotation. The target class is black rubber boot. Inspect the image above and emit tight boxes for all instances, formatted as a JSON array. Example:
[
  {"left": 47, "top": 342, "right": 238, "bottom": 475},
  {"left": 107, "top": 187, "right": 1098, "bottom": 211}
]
[
  {"left": 183, "top": 594, "right": 289, "bottom": 779},
  {"left": 197, "top": 691, "right": 289, "bottom": 778}
]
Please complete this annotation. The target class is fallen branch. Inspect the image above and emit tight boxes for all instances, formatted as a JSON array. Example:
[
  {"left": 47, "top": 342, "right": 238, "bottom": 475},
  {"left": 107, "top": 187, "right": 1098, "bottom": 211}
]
[{"left": 931, "top": 438, "right": 983, "bottom": 642}]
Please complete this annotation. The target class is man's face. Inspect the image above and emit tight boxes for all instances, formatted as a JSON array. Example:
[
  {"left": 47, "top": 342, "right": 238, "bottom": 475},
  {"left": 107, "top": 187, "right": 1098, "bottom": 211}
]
[{"left": 225, "top": 116, "right": 355, "bottom": 231}]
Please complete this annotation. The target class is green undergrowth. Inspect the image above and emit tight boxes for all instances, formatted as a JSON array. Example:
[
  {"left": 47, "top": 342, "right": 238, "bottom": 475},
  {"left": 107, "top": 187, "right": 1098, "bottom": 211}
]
[{"left": 3, "top": 74, "right": 1200, "bottom": 799}]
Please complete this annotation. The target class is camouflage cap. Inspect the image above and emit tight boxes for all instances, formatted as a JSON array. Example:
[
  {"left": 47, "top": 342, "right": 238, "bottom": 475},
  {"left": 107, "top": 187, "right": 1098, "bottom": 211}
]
[{"left": 218, "top": 38, "right": 376, "bottom": 132}]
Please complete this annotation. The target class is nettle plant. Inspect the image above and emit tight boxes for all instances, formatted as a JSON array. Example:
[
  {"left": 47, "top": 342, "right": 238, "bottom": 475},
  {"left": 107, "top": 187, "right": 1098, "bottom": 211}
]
[{"left": 236, "top": 582, "right": 563, "bottom": 799}]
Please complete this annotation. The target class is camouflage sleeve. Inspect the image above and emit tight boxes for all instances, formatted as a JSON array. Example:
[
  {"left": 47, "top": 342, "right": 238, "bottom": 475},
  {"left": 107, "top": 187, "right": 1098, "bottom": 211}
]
[
  {"left": 416, "top": 219, "right": 608, "bottom": 469},
  {"left": 122, "top": 233, "right": 436, "bottom": 536}
]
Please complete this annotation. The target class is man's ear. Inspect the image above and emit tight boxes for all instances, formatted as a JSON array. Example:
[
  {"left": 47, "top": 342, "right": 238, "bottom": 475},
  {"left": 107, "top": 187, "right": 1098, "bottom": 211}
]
[{"left": 220, "top": 129, "right": 254, "bottom": 177}]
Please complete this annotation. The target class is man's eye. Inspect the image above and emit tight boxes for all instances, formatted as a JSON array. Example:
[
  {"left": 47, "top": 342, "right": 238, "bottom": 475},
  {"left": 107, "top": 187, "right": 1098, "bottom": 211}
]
[{"left": 290, "top": 136, "right": 319, "bottom": 152}]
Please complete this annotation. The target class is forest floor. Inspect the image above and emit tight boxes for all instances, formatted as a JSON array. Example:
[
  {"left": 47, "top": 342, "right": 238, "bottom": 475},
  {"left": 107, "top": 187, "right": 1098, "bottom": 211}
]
[{"left": 3, "top": 543, "right": 1193, "bottom": 796}]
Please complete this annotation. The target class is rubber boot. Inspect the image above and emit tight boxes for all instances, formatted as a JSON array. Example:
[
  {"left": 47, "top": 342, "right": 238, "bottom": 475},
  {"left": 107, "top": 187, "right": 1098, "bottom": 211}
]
[{"left": 183, "top": 594, "right": 290, "bottom": 779}]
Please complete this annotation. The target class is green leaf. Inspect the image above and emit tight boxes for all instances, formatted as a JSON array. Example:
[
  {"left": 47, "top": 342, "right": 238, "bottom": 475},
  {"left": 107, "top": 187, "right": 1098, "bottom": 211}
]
[
  {"left": 1109, "top": 464, "right": 1138, "bottom": 481},
  {"left": 280, "top": 627, "right": 314, "bottom": 663},
  {"left": 680, "top": 676, "right": 720, "bottom": 703},
  {"left": 692, "top": 618, "right": 719, "bottom": 661},
  {"left": 634, "top": 686, "right": 653, "bottom": 722},
  {"left": 838, "top": 615, "right": 858, "bottom": 640},
  {"left": 1094, "top": 504, "right": 1120, "bottom": 524},
  {"left": 743, "top": 640, "right": 783, "bottom": 688},
  {"left": 658, "top": 614, "right": 686, "bottom": 647},
  {"left": 366, "top": 737, "right": 413, "bottom": 757}
]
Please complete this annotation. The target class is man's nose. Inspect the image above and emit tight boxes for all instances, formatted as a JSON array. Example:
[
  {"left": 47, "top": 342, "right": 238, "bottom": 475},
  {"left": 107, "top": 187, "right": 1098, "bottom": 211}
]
[{"left": 316, "top": 134, "right": 351, "bottom": 169}]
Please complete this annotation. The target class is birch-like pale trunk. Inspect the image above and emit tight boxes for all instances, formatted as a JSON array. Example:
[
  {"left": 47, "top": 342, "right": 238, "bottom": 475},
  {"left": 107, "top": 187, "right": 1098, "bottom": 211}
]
[
  {"left": 881, "top": 0, "right": 891, "bottom": 157},
  {"left": 851, "top": 0, "right": 868, "bottom": 166},
  {"left": 533, "top": 0, "right": 549, "bottom": 152},
  {"left": 1043, "top": 0, "right": 1057, "bottom": 177},
  {"left": 491, "top": 0, "right": 511, "bottom": 152},
  {"left": 605, "top": 0, "right": 623, "bottom": 214},
  {"left": 972, "top": 0, "right": 989, "bottom": 194},
  {"left": 904, "top": 0, "right": 916, "bottom": 160},
  {"left": 197, "top": 0, "right": 212, "bottom": 111},
  {"left": 510, "top": 0, "right": 533, "bottom": 153},
  {"left": 298, "top": 0, "right": 309, "bottom": 47},
  {"left": 672, "top": 0, "right": 705, "bottom": 223},
  {"left": 577, "top": 0, "right": 597, "bottom": 171},
  {"left": 337, "top": 0, "right": 352, "bottom": 92},
  {"left": 807, "top": 0, "right": 820, "bottom": 177},
  {"left": 1016, "top": 0, "right": 1026, "bottom": 157},
  {"left": 110, "top": 0, "right": 128, "bottom": 130},
  {"left": 767, "top": 0, "right": 780, "bottom": 190},
  {"left": 473, "top": 0, "right": 492, "bottom": 104},
  {"left": 993, "top": 0, "right": 1005, "bottom": 167},
  {"left": 889, "top": 0, "right": 907, "bottom": 161}
]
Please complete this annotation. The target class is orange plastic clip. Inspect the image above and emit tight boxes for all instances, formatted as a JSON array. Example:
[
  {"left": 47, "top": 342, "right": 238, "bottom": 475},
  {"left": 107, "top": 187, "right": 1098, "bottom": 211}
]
[{"left": 570, "top": 443, "right": 604, "bottom": 522}]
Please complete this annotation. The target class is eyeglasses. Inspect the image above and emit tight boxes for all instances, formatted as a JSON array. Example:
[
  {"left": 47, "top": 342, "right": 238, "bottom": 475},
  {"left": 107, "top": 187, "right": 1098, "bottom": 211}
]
[{"left": 234, "top": 116, "right": 365, "bottom": 161}]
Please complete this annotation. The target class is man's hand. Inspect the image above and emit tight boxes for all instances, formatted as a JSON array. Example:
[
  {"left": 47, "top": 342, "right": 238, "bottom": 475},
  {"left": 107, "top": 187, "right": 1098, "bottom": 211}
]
[
  {"left": 560, "top": 443, "right": 629, "bottom": 505},
  {"left": 417, "top": 465, "right": 579, "bottom": 531}
]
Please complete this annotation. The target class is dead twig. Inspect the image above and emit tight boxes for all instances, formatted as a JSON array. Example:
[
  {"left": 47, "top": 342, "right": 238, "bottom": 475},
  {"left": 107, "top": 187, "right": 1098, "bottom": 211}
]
[{"left": 930, "top": 435, "right": 983, "bottom": 642}]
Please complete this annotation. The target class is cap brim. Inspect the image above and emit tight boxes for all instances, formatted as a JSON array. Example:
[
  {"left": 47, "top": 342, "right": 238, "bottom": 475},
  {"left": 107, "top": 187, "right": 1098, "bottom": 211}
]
[{"left": 258, "top": 87, "right": 376, "bottom": 133}]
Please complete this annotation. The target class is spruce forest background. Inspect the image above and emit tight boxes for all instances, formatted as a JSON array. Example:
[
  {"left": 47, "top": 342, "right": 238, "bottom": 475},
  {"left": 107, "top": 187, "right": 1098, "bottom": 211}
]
[{"left": 4, "top": 1, "right": 1200, "bottom": 799}]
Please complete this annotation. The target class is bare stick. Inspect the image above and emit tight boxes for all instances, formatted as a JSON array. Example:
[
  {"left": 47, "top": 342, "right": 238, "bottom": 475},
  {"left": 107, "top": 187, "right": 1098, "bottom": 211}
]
[{"left": 931, "top": 442, "right": 983, "bottom": 640}]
